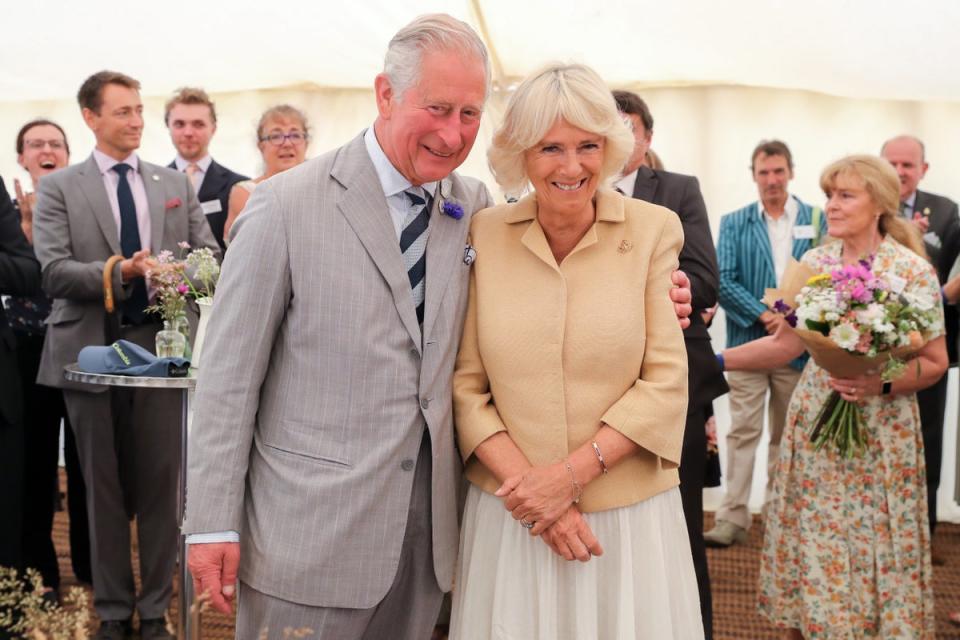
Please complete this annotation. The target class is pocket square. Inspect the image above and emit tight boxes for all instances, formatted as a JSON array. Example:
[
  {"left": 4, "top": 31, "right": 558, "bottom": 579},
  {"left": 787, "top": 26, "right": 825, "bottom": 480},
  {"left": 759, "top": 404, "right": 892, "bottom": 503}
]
[
  {"left": 463, "top": 244, "right": 477, "bottom": 266},
  {"left": 165, "top": 197, "right": 182, "bottom": 210}
]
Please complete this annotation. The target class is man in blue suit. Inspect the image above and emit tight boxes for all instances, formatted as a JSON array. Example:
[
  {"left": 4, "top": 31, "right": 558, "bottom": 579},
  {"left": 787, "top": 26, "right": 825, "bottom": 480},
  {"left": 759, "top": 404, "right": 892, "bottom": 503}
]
[{"left": 706, "top": 140, "right": 821, "bottom": 547}]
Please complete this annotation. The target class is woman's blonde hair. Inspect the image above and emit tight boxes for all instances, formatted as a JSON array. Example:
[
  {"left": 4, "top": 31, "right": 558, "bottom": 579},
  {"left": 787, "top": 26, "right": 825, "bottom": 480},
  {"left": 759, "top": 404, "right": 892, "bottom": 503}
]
[
  {"left": 819, "top": 154, "right": 926, "bottom": 258},
  {"left": 488, "top": 63, "right": 634, "bottom": 197}
]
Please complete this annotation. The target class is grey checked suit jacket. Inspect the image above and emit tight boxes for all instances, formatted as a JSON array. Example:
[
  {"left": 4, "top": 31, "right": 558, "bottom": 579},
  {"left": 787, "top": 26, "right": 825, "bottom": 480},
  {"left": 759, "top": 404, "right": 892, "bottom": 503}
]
[
  {"left": 183, "top": 132, "right": 493, "bottom": 608},
  {"left": 33, "top": 154, "right": 219, "bottom": 390}
]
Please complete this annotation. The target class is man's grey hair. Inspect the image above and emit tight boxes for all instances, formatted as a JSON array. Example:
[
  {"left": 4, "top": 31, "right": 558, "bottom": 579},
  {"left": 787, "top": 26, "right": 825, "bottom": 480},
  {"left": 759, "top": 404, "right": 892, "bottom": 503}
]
[
  {"left": 383, "top": 13, "right": 491, "bottom": 102},
  {"left": 880, "top": 134, "right": 926, "bottom": 162}
]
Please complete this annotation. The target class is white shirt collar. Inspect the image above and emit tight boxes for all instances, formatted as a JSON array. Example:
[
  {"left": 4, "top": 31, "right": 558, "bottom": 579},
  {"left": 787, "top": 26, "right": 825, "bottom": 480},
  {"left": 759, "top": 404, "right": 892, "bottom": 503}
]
[
  {"left": 757, "top": 194, "right": 799, "bottom": 223},
  {"left": 615, "top": 168, "right": 639, "bottom": 195},
  {"left": 174, "top": 154, "right": 212, "bottom": 173},
  {"left": 93, "top": 148, "right": 139, "bottom": 175},
  {"left": 363, "top": 127, "right": 437, "bottom": 199},
  {"left": 904, "top": 191, "right": 917, "bottom": 208}
]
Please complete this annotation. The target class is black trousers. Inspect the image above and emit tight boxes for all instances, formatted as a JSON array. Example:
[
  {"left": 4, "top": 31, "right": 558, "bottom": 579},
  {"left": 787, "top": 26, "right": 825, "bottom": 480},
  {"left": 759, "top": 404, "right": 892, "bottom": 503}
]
[
  {"left": 916, "top": 370, "right": 947, "bottom": 534},
  {"left": 16, "top": 332, "right": 91, "bottom": 588},
  {"left": 679, "top": 404, "right": 712, "bottom": 640}
]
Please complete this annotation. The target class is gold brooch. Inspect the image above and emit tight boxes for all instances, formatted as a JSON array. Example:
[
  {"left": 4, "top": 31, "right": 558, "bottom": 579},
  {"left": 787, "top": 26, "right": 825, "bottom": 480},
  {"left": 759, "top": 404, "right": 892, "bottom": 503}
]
[{"left": 618, "top": 240, "right": 633, "bottom": 254}]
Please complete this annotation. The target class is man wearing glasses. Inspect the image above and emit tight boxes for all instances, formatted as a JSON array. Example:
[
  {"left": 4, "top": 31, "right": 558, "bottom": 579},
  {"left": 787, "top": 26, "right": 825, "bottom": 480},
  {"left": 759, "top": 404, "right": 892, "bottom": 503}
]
[{"left": 165, "top": 87, "right": 248, "bottom": 252}]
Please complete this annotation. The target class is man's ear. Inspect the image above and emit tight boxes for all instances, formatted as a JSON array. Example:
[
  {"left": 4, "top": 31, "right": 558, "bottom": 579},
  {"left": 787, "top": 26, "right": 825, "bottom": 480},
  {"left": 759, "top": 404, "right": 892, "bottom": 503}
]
[
  {"left": 374, "top": 73, "right": 395, "bottom": 119},
  {"left": 81, "top": 107, "right": 97, "bottom": 132}
]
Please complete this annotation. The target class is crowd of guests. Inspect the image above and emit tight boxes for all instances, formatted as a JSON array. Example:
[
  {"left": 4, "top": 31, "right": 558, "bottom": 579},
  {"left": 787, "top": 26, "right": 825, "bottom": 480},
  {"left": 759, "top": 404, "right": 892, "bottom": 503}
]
[{"left": 1, "top": 12, "right": 959, "bottom": 640}]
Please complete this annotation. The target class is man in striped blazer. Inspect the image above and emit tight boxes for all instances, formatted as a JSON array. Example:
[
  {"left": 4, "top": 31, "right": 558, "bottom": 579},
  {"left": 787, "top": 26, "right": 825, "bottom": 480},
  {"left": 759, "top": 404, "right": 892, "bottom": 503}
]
[{"left": 706, "top": 140, "right": 821, "bottom": 547}]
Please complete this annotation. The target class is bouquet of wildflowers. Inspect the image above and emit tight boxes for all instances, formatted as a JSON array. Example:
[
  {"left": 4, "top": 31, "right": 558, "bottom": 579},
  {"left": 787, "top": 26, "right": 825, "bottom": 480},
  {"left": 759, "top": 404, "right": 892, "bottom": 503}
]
[
  {"left": 145, "top": 250, "right": 190, "bottom": 323},
  {"left": 783, "top": 257, "right": 939, "bottom": 457},
  {"left": 146, "top": 243, "right": 221, "bottom": 321}
]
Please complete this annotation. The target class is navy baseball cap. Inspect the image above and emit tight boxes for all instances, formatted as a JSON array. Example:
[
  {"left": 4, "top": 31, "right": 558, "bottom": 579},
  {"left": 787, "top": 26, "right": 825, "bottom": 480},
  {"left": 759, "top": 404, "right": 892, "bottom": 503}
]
[{"left": 78, "top": 340, "right": 190, "bottom": 378}]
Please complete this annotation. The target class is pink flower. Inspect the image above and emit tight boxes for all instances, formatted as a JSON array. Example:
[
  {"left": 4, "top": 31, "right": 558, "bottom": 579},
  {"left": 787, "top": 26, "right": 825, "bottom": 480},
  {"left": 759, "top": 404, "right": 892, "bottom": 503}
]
[
  {"left": 177, "top": 284, "right": 190, "bottom": 294},
  {"left": 165, "top": 197, "right": 182, "bottom": 210},
  {"left": 178, "top": 241, "right": 190, "bottom": 250}
]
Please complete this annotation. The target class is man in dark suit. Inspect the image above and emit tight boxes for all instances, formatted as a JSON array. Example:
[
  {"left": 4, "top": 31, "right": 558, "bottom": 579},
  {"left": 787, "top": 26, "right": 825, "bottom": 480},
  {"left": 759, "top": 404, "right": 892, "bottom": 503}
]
[
  {"left": 614, "top": 90, "right": 728, "bottom": 640},
  {"left": 33, "top": 71, "right": 220, "bottom": 640},
  {"left": 0, "top": 176, "right": 42, "bottom": 602},
  {"left": 165, "top": 87, "right": 247, "bottom": 252},
  {"left": 882, "top": 135, "right": 960, "bottom": 545}
]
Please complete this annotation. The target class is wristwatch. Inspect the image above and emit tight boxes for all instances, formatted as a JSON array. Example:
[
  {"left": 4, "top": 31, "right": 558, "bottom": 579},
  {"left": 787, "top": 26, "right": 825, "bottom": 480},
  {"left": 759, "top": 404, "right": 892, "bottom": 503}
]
[{"left": 881, "top": 381, "right": 893, "bottom": 396}]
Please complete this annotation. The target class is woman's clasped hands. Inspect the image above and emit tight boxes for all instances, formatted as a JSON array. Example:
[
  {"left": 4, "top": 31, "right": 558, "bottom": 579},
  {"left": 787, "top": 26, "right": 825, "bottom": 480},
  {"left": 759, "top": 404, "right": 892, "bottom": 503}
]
[{"left": 496, "top": 462, "right": 603, "bottom": 562}]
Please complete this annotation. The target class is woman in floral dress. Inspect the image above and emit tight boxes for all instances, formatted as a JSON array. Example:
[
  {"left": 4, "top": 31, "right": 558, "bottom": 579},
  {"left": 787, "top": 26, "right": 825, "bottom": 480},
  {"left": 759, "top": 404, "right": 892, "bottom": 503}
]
[{"left": 721, "top": 155, "right": 947, "bottom": 639}]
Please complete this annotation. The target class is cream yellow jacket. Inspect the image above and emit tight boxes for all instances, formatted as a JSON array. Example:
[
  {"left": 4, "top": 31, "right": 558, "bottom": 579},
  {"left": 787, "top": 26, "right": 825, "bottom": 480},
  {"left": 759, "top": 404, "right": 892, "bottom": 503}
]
[{"left": 453, "top": 188, "right": 689, "bottom": 512}]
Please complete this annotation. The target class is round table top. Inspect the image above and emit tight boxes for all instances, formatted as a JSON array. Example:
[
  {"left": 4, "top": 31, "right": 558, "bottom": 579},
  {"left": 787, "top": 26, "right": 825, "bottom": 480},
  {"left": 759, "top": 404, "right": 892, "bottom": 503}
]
[{"left": 64, "top": 363, "right": 197, "bottom": 389}]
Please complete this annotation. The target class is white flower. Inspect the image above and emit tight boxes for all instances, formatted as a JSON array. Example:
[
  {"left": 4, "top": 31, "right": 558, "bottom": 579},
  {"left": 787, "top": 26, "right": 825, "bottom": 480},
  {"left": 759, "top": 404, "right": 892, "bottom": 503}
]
[{"left": 829, "top": 322, "right": 860, "bottom": 351}]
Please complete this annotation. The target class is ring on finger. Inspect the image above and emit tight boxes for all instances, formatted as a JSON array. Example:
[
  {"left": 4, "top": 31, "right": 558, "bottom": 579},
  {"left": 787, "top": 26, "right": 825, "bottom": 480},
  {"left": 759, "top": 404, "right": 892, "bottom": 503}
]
[{"left": 519, "top": 517, "right": 535, "bottom": 529}]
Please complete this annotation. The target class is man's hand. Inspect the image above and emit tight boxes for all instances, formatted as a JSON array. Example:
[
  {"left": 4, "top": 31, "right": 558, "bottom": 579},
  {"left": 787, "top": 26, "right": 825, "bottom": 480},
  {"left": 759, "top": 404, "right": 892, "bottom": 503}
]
[
  {"left": 759, "top": 310, "right": 784, "bottom": 335},
  {"left": 912, "top": 212, "right": 930, "bottom": 233},
  {"left": 120, "top": 249, "right": 156, "bottom": 282},
  {"left": 670, "top": 269, "right": 692, "bottom": 329},
  {"left": 540, "top": 506, "right": 603, "bottom": 562},
  {"left": 187, "top": 542, "right": 240, "bottom": 615}
]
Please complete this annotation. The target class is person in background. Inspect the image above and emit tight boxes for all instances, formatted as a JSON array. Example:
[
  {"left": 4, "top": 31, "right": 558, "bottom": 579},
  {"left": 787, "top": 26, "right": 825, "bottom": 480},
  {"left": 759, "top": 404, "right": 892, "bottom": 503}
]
[
  {"left": 613, "top": 89, "right": 726, "bottom": 638},
  {"left": 7, "top": 119, "right": 92, "bottom": 598},
  {"left": 0, "top": 175, "right": 43, "bottom": 638},
  {"left": 880, "top": 135, "right": 960, "bottom": 554},
  {"left": 706, "top": 140, "right": 822, "bottom": 548},
  {"left": 32, "top": 70, "right": 219, "bottom": 640},
  {"left": 221, "top": 104, "right": 308, "bottom": 244},
  {"left": 165, "top": 87, "right": 248, "bottom": 253},
  {"left": 721, "top": 154, "right": 944, "bottom": 638}
]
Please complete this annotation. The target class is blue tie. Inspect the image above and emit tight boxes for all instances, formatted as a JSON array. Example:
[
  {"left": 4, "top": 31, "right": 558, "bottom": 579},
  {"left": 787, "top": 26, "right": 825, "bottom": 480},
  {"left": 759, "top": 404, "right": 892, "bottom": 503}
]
[
  {"left": 113, "top": 163, "right": 148, "bottom": 324},
  {"left": 401, "top": 188, "right": 431, "bottom": 325}
]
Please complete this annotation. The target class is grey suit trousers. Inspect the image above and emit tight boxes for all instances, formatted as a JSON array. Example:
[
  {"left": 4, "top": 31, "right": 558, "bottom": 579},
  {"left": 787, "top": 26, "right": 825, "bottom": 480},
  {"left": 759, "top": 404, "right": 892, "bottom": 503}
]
[
  {"left": 62, "top": 323, "right": 181, "bottom": 621},
  {"left": 235, "top": 432, "right": 442, "bottom": 640}
]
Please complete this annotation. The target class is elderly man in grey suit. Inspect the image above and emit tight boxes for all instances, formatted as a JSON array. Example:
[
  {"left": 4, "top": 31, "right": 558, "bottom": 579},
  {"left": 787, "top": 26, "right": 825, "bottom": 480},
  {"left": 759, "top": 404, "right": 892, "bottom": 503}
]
[
  {"left": 184, "top": 15, "right": 493, "bottom": 639},
  {"left": 185, "top": 14, "right": 693, "bottom": 639},
  {"left": 32, "top": 71, "right": 220, "bottom": 640}
]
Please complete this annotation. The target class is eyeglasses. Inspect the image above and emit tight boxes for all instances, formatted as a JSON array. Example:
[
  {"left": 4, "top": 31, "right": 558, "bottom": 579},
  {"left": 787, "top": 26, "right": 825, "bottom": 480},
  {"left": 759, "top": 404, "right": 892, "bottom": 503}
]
[
  {"left": 259, "top": 132, "right": 308, "bottom": 146},
  {"left": 24, "top": 139, "right": 66, "bottom": 151}
]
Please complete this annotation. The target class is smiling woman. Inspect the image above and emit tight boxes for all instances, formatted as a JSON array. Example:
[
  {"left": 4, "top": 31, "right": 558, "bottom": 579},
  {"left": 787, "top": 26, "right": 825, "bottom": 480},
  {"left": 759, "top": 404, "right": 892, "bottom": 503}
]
[
  {"left": 222, "top": 104, "right": 309, "bottom": 244},
  {"left": 450, "top": 63, "right": 703, "bottom": 639}
]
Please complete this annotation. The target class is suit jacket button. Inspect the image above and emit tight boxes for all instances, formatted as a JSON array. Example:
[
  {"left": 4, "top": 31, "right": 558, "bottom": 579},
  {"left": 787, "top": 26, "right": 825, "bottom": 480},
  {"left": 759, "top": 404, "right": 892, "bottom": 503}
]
[
  {"left": 420, "top": 398, "right": 430, "bottom": 410},
  {"left": 401, "top": 459, "right": 415, "bottom": 471}
]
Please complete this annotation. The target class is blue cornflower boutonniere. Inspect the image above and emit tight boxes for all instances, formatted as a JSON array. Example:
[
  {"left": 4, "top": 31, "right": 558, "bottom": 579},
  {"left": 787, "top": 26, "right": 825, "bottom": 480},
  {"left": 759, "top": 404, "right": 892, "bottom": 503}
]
[{"left": 437, "top": 182, "right": 464, "bottom": 220}]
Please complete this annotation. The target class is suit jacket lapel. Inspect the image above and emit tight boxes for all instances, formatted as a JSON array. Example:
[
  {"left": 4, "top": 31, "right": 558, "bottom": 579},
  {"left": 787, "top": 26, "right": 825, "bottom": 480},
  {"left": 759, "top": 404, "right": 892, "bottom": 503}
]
[
  {"left": 198, "top": 160, "right": 224, "bottom": 201},
  {"left": 632, "top": 166, "right": 658, "bottom": 203},
  {"left": 141, "top": 162, "right": 166, "bottom": 255},
  {"left": 791, "top": 199, "right": 811, "bottom": 258},
  {"left": 77, "top": 155, "right": 122, "bottom": 255},
  {"left": 333, "top": 135, "right": 422, "bottom": 351},
  {"left": 422, "top": 176, "right": 464, "bottom": 341}
]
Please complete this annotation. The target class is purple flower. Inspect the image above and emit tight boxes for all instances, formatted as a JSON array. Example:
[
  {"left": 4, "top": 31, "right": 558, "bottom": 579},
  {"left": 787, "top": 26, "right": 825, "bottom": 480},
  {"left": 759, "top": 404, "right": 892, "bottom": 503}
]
[
  {"left": 773, "top": 299, "right": 792, "bottom": 314},
  {"left": 441, "top": 198, "right": 464, "bottom": 220}
]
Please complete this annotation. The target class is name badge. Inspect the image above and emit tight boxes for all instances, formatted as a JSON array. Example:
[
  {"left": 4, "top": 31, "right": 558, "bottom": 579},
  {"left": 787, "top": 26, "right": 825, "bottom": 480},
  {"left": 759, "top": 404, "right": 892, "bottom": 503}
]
[
  {"left": 887, "top": 274, "right": 907, "bottom": 294},
  {"left": 792, "top": 225, "right": 815, "bottom": 239},
  {"left": 201, "top": 200, "right": 222, "bottom": 215}
]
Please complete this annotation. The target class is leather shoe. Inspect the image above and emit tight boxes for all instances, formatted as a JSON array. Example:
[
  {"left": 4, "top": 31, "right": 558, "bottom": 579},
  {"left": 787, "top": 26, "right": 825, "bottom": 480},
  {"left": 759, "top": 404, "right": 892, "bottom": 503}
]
[
  {"left": 94, "top": 619, "right": 134, "bottom": 640},
  {"left": 704, "top": 520, "right": 748, "bottom": 548},
  {"left": 140, "top": 617, "right": 175, "bottom": 640}
]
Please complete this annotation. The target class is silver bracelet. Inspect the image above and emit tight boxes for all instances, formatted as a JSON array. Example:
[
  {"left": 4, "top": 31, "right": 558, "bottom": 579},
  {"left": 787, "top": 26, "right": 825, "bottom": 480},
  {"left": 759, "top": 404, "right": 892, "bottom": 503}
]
[
  {"left": 564, "top": 461, "right": 582, "bottom": 504},
  {"left": 591, "top": 441, "right": 609, "bottom": 474}
]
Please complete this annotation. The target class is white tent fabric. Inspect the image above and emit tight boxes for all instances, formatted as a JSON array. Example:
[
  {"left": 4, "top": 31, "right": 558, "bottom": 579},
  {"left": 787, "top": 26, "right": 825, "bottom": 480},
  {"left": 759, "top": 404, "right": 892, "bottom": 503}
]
[{"left": 2, "top": 0, "right": 959, "bottom": 522}]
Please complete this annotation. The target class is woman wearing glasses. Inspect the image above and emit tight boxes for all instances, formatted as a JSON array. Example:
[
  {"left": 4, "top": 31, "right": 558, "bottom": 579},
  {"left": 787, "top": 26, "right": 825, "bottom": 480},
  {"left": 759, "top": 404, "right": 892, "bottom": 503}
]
[
  {"left": 8, "top": 119, "right": 92, "bottom": 600},
  {"left": 223, "top": 105, "right": 309, "bottom": 244}
]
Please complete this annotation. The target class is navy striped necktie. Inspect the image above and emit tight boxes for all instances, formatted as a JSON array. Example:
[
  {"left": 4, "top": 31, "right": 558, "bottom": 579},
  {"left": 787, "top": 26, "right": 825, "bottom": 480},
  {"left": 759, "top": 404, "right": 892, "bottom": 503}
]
[
  {"left": 113, "top": 163, "right": 148, "bottom": 324},
  {"left": 401, "top": 187, "right": 432, "bottom": 325}
]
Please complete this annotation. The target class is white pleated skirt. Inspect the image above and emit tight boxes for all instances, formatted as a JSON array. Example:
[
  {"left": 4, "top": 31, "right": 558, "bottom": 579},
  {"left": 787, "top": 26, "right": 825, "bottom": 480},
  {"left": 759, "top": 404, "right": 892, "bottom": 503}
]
[{"left": 449, "top": 485, "right": 704, "bottom": 640}]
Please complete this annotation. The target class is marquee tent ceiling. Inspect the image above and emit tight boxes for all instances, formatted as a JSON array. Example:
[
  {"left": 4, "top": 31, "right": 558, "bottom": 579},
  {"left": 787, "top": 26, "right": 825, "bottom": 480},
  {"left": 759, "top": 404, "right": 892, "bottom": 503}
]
[{"left": 4, "top": 0, "right": 959, "bottom": 104}]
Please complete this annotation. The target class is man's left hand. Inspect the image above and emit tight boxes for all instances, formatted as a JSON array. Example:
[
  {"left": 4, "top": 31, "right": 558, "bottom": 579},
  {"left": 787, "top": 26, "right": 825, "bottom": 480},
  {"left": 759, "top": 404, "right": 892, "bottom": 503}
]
[{"left": 671, "top": 269, "right": 692, "bottom": 329}]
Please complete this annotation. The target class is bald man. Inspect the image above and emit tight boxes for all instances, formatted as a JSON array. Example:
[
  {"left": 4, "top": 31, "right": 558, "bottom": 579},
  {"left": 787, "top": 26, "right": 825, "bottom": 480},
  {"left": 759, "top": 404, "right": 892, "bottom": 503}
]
[{"left": 882, "top": 135, "right": 960, "bottom": 547}]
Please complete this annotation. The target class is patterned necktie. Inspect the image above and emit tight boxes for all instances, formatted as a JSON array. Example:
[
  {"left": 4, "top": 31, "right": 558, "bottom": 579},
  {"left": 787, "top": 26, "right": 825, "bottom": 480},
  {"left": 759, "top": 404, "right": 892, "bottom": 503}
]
[
  {"left": 113, "top": 163, "right": 148, "bottom": 324},
  {"left": 185, "top": 162, "right": 201, "bottom": 191},
  {"left": 401, "top": 187, "right": 431, "bottom": 325}
]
